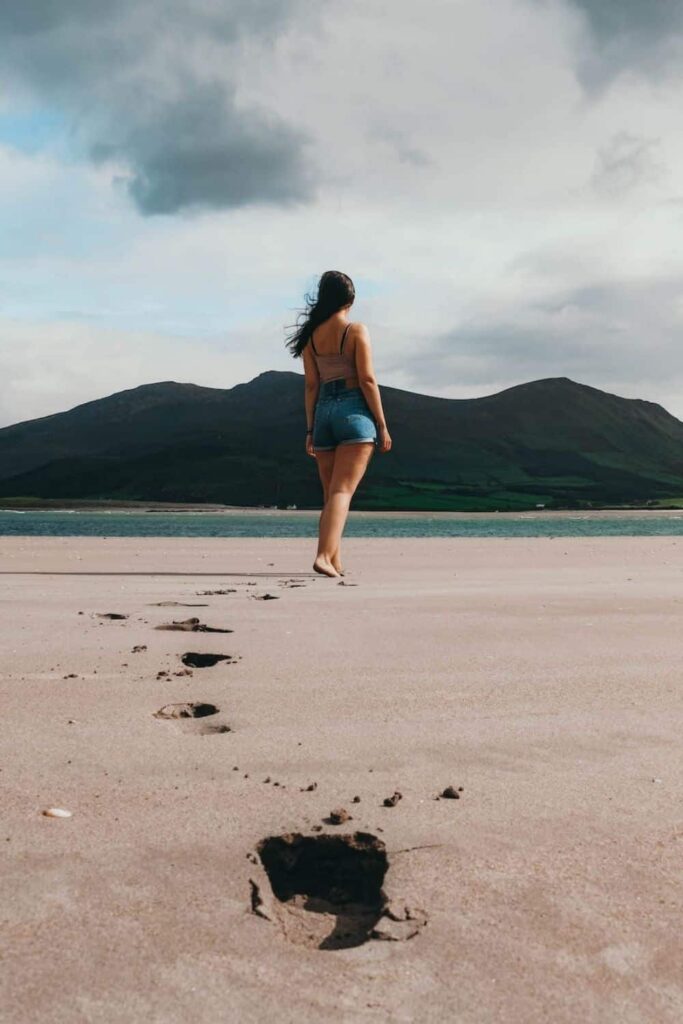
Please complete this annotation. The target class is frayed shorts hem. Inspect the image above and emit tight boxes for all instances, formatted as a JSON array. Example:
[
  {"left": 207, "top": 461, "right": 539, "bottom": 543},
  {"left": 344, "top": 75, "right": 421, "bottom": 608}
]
[{"left": 313, "top": 438, "right": 376, "bottom": 453}]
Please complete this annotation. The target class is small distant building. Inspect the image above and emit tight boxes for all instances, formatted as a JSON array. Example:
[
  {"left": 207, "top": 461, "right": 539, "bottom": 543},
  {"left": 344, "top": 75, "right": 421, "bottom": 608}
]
[
  {"left": 535, "top": 503, "right": 546, "bottom": 509},
  {"left": 286, "top": 504, "right": 297, "bottom": 510}
]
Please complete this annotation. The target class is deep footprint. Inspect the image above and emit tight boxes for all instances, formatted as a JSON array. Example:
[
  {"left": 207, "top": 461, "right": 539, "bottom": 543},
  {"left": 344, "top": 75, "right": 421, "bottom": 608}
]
[
  {"left": 181, "top": 652, "right": 236, "bottom": 668},
  {"left": 154, "top": 702, "right": 219, "bottom": 719},
  {"left": 155, "top": 618, "right": 233, "bottom": 633},
  {"left": 252, "top": 832, "right": 389, "bottom": 950},
  {"left": 153, "top": 702, "right": 231, "bottom": 735}
]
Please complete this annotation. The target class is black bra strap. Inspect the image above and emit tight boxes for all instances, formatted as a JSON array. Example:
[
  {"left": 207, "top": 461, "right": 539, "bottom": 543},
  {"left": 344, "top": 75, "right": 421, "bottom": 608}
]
[{"left": 340, "top": 323, "right": 351, "bottom": 354}]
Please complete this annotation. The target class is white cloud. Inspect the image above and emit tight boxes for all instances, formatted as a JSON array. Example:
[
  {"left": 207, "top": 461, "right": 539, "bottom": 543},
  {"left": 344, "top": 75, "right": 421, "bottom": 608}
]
[{"left": 0, "top": 316, "right": 269, "bottom": 428}]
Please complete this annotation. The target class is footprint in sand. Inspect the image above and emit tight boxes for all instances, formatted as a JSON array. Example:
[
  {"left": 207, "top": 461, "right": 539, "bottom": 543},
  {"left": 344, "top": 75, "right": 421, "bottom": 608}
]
[
  {"left": 436, "top": 786, "right": 464, "bottom": 800},
  {"left": 180, "top": 652, "right": 238, "bottom": 668},
  {"left": 249, "top": 832, "right": 427, "bottom": 951},
  {"left": 149, "top": 601, "right": 209, "bottom": 608},
  {"left": 155, "top": 617, "right": 233, "bottom": 633},
  {"left": 196, "top": 589, "right": 237, "bottom": 596},
  {"left": 153, "top": 702, "right": 231, "bottom": 735},
  {"left": 154, "top": 701, "right": 218, "bottom": 719},
  {"left": 93, "top": 612, "right": 129, "bottom": 620}
]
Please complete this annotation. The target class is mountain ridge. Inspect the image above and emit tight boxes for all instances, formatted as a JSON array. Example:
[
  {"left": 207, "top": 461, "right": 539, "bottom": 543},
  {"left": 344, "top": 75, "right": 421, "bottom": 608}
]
[{"left": 1, "top": 373, "right": 682, "bottom": 511}]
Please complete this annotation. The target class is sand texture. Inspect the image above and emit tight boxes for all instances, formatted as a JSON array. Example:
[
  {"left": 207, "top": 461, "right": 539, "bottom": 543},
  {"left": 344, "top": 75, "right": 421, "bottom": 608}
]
[{"left": 1, "top": 536, "right": 682, "bottom": 1023}]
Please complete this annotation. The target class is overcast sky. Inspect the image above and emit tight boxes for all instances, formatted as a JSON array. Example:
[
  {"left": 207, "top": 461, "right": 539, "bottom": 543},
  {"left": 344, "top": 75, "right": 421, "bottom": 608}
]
[{"left": 2, "top": 0, "right": 683, "bottom": 427}]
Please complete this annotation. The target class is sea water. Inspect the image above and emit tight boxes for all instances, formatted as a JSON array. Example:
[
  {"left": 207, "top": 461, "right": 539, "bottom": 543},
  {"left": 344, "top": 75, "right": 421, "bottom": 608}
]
[{"left": 1, "top": 510, "right": 683, "bottom": 538}]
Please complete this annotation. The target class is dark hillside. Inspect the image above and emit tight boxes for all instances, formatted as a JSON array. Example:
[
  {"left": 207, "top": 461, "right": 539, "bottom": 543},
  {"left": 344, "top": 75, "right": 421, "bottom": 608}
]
[{"left": 1, "top": 372, "right": 682, "bottom": 510}]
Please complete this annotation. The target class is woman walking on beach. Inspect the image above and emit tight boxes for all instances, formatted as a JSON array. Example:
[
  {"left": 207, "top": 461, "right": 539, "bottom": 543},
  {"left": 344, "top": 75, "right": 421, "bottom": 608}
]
[{"left": 286, "top": 271, "right": 392, "bottom": 578}]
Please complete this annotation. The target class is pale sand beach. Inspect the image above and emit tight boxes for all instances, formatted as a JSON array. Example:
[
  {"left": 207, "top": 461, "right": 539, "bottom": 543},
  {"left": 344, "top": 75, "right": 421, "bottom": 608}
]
[{"left": 1, "top": 536, "right": 682, "bottom": 1023}]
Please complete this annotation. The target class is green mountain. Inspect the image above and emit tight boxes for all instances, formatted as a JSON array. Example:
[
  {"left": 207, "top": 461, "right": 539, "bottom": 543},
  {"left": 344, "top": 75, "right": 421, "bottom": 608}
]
[{"left": 1, "top": 372, "right": 682, "bottom": 510}]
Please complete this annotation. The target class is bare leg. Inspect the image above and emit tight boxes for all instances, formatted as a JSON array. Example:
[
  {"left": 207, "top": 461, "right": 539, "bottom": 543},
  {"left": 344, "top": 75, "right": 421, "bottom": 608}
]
[
  {"left": 318, "top": 505, "right": 343, "bottom": 574},
  {"left": 314, "top": 451, "right": 342, "bottom": 575},
  {"left": 314, "top": 444, "right": 374, "bottom": 576},
  {"left": 330, "top": 524, "right": 343, "bottom": 573},
  {"left": 314, "top": 512, "right": 344, "bottom": 576},
  {"left": 313, "top": 498, "right": 341, "bottom": 577}
]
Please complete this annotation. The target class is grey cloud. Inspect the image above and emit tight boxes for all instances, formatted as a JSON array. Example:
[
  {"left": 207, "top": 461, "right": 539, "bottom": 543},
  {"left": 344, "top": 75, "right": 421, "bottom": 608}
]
[
  {"left": 91, "top": 78, "right": 312, "bottom": 215},
  {"left": 0, "top": 2, "right": 114, "bottom": 35},
  {"left": 563, "top": 0, "right": 683, "bottom": 89},
  {"left": 371, "top": 125, "right": 432, "bottom": 168},
  {"left": 570, "top": 0, "right": 681, "bottom": 44},
  {"left": 0, "top": 0, "right": 295, "bottom": 45},
  {"left": 0, "top": 0, "right": 319, "bottom": 215},
  {"left": 388, "top": 277, "right": 683, "bottom": 405},
  {"left": 590, "top": 131, "right": 663, "bottom": 198}
]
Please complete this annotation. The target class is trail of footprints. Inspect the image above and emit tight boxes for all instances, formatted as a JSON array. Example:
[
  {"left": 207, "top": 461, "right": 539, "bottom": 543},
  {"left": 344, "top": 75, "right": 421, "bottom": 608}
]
[{"left": 77, "top": 572, "right": 466, "bottom": 951}]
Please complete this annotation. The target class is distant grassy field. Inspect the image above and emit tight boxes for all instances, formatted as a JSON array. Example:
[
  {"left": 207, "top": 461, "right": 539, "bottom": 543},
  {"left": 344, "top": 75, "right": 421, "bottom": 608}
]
[
  {"left": 647, "top": 497, "right": 683, "bottom": 508},
  {"left": 357, "top": 482, "right": 557, "bottom": 512}
]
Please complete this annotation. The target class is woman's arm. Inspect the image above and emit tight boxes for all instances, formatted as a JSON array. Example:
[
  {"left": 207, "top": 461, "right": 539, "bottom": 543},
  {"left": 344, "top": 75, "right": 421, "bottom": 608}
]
[
  {"left": 354, "top": 325, "right": 387, "bottom": 430},
  {"left": 302, "top": 344, "right": 320, "bottom": 455},
  {"left": 302, "top": 343, "right": 320, "bottom": 425}
]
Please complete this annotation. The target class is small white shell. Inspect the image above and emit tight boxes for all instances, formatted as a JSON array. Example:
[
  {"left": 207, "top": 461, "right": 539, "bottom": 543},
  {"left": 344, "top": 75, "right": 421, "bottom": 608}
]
[{"left": 42, "top": 807, "right": 72, "bottom": 818}]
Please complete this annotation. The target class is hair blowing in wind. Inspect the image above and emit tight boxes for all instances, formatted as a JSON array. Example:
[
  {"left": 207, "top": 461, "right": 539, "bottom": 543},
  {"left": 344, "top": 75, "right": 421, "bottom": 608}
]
[{"left": 284, "top": 270, "right": 355, "bottom": 358}]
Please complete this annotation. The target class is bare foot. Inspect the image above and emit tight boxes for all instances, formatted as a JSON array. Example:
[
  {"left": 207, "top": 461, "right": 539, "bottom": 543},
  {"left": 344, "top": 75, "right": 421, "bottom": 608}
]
[
  {"left": 313, "top": 556, "right": 340, "bottom": 578},
  {"left": 331, "top": 559, "right": 345, "bottom": 576}
]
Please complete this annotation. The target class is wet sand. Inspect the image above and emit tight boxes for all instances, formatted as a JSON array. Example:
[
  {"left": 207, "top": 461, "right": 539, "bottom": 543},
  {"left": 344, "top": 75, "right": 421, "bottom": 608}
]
[{"left": 1, "top": 536, "right": 682, "bottom": 1022}]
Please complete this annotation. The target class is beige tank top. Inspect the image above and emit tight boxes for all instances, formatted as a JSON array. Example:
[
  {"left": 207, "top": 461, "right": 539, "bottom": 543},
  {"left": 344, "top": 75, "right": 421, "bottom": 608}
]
[{"left": 309, "top": 323, "right": 356, "bottom": 382}]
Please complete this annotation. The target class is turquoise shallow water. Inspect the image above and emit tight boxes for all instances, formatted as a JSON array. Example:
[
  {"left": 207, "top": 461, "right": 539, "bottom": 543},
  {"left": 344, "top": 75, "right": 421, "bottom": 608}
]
[{"left": 1, "top": 510, "right": 683, "bottom": 538}]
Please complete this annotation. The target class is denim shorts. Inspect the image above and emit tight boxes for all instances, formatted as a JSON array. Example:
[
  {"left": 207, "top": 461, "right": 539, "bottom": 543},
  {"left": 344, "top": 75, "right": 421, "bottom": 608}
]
[{"left": 312, "top": 379, "right": 378, "bottom": 452}]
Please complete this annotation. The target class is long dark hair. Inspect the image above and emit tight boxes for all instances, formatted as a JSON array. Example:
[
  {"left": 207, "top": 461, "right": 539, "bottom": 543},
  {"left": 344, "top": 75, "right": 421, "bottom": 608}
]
[{"left": 284, "top": 270, "right": 355, "bottom": 358}]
